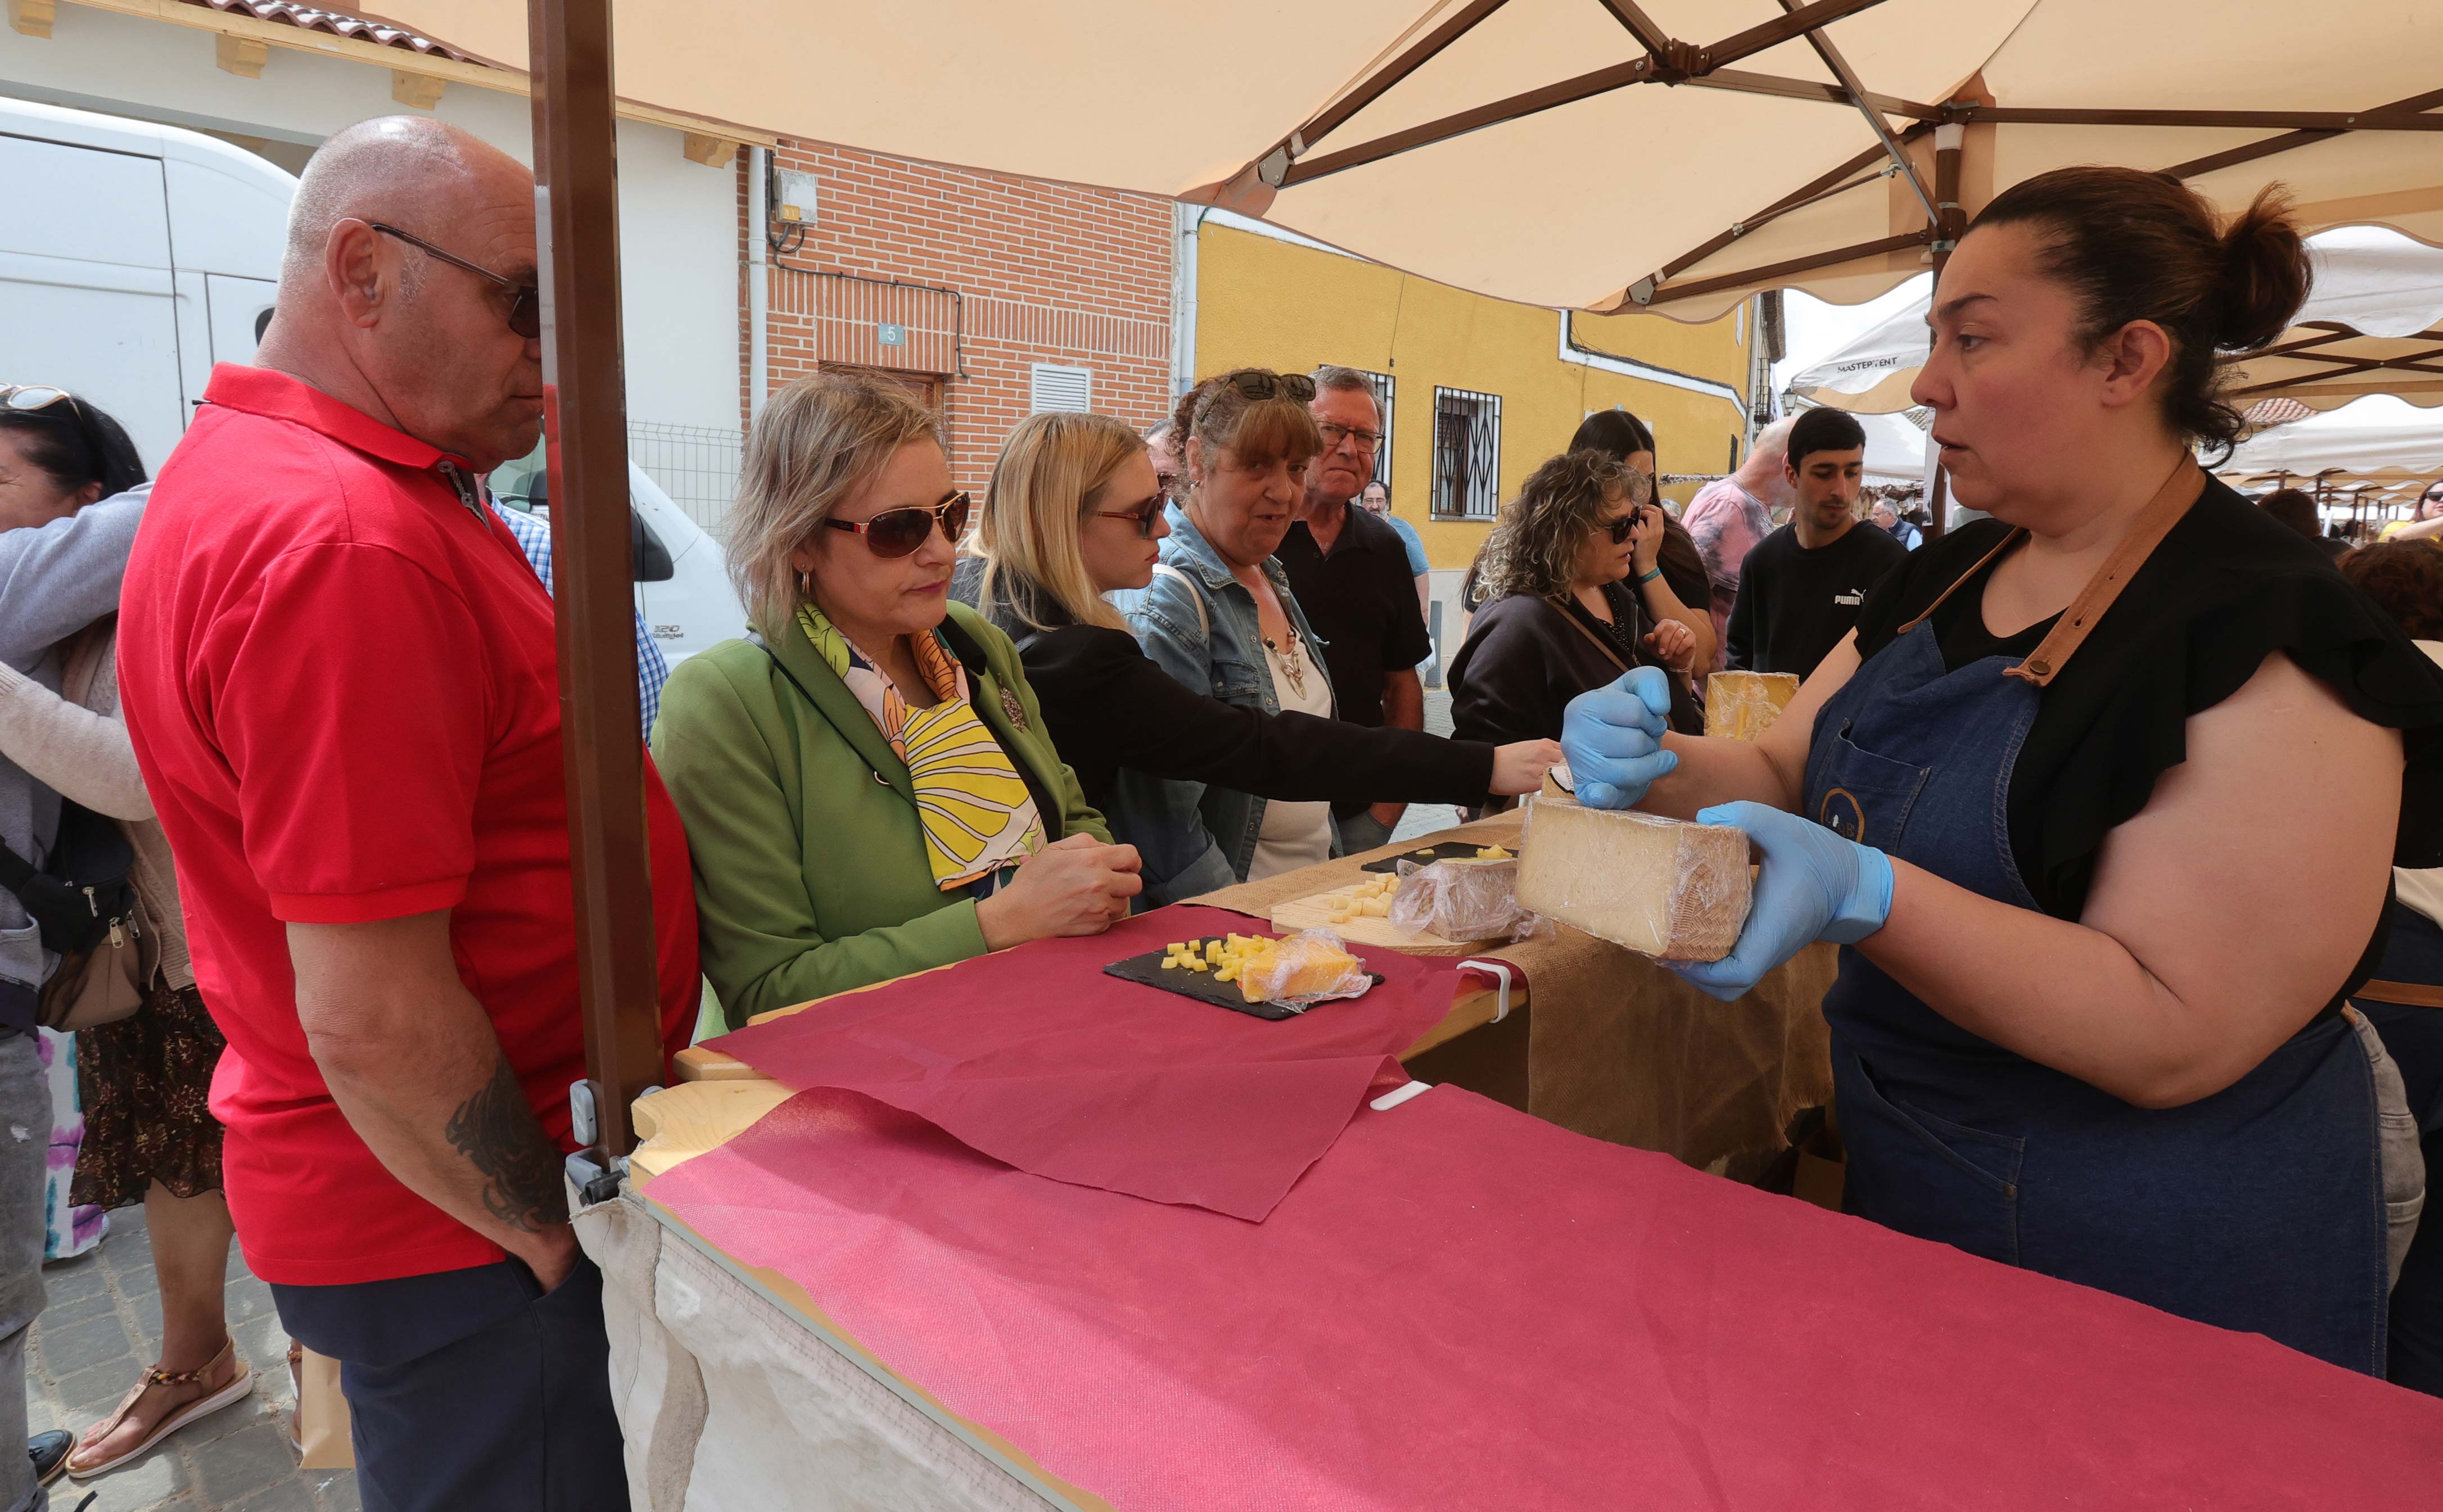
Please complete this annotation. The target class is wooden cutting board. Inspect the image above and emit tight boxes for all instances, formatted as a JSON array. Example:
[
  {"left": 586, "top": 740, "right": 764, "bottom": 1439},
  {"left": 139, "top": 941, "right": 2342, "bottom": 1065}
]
[{"left": 1270, "top": 876, "right": 1506, "bottom": 951}]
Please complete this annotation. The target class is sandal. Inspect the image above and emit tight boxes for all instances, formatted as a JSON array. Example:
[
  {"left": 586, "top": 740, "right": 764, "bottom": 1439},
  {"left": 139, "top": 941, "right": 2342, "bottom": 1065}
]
[{"left": 65, "top": 1337, "right": 253, "bottom": 1479}]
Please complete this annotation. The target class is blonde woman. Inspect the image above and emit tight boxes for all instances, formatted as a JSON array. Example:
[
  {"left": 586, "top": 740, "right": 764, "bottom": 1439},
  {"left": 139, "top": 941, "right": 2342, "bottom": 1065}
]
[
  {"left": 652, "top": 373, "right": 1139, "bottom": 1029},
  {"left": 952, "top": 413, "right": 1557, "bottom": 880}
]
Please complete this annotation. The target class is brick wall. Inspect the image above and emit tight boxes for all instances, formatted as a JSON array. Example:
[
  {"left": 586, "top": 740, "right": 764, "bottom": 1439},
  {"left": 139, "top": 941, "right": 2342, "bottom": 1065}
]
[{"left": 742, "top": 142, "right": 1175, "bottom": 497}]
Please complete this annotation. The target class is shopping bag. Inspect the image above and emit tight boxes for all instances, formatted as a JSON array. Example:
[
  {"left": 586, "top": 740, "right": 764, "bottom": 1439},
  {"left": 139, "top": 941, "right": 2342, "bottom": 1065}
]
[{"left": 286, "top": 1340, "right": 354, "bottom": 1469}]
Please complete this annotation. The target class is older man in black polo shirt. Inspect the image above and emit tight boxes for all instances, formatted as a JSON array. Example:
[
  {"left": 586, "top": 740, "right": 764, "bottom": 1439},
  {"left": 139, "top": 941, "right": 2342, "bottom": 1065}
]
[{"left": 1275, "top": 366, "right": 1433, "bottom": 854}]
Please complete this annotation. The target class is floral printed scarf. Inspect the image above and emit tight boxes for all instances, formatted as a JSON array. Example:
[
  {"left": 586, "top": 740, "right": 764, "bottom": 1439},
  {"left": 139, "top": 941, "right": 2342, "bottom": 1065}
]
[{"left": 797, "top": 605, "right": 1045, "bottom": 890}]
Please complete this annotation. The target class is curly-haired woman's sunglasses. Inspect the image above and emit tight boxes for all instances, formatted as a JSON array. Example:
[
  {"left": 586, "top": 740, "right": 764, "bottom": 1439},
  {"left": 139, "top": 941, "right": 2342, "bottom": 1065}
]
[{"left": 823, "top": 491, "right": 972, "bottom": 558}]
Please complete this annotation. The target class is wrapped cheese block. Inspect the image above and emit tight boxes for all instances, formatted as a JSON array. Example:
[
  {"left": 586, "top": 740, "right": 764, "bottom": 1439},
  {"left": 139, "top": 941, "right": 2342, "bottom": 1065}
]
[
  {"left": 1237, "top": 929, "right": 1371, "bottom": 1006},
  {"left": 1515, "top": 794, "right": 1752, "bottom": 962},
  {"left": 1704, "top": 671, "right": 1800, "bottom": 742},
  {"left": 1389, "top": 859, "right": 1524, "bottom": 941}
]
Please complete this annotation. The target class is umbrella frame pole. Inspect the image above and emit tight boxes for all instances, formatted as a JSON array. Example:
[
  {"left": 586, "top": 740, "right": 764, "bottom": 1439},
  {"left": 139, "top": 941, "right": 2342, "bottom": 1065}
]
[{"left": 527, "top": 0, "right": 662, "bottom": 1166}]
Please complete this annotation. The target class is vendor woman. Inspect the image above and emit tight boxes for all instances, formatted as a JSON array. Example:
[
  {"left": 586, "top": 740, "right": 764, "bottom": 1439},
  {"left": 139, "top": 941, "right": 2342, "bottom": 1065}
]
[
  {"left": 952, "top": 411, "right": 1560, "bottom": 846},
  {"left": 654, "top": 373, "right": 1141, "bottom": 1028},
  {"left": 1562, "top": 166, "right": 2443, "bottom": 1374}
]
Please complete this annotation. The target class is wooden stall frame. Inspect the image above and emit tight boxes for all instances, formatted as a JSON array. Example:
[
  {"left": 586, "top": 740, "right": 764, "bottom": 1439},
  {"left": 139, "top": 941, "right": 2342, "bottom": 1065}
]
[{"left": 529, "top": 0, "right": 662, "bottom": 1167}]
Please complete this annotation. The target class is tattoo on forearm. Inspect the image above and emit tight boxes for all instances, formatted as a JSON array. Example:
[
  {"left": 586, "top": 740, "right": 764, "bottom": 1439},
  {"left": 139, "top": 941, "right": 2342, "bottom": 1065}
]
[{"left": 444, "top": 1054, "right": 569, "bottom": 1234}]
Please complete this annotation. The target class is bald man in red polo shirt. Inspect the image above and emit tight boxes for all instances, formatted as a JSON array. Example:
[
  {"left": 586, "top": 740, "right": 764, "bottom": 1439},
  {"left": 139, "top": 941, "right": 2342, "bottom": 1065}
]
[{"left": 116, "top": 117, "right": 697, "bottom": 1511}]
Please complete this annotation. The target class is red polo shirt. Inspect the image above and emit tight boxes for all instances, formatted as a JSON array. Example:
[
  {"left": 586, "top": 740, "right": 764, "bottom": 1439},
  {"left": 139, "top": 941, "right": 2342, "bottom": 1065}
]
[{"left": 117, "top": 364, "right": 699, "bottom": 1286}]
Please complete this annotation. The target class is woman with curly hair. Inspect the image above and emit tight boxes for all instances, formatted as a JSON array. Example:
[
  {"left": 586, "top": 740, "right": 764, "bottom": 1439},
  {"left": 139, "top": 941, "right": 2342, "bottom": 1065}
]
[{"left": 1446, "top": 450, "right": 1701, "bottom": 764}]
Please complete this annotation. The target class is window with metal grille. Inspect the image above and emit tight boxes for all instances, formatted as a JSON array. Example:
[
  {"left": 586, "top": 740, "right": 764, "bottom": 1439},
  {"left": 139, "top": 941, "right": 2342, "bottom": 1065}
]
[
  {"left": 1353, "top": 369, "right": 1395, "bottom": 492},
  {"left": 1431, "top": 387, "right": 1501, "bottom": 519},
  {"left": 1029, "top": 363, "right": 1093, "bottom": 414}
]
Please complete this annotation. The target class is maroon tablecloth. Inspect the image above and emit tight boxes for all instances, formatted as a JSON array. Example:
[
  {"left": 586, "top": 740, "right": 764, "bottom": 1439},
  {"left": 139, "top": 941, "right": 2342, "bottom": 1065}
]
[
  {"left": 702, "top": 904, "right": 1458, "bottom": 1220},
  {"left": 650, "top": 1080, "right": 2443, "bottom": 1511}
]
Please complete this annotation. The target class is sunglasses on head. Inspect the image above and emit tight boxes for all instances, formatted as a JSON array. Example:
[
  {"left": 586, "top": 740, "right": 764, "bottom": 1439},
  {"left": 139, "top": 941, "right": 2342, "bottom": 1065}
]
[
  {"left": 1217, "top": 370, "right": 1316, "bottom": 404},
  {"left": 367, "top": 221, "right": 542, "bottom": 340},
  {"left": 1094, "top": 492, "right": 1167, "bottom": 538},
  {"left": 823, "top": 491, "right": 971, "bottom": 558},
  {"left": 1, "top": 384, "right": 107, "bottom": 471}
]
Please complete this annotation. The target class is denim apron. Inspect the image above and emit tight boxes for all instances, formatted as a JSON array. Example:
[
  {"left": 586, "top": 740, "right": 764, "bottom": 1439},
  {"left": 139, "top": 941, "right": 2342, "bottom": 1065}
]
[{"left": 1803, "top": 461, "right": 2389, "bottom": 1374}]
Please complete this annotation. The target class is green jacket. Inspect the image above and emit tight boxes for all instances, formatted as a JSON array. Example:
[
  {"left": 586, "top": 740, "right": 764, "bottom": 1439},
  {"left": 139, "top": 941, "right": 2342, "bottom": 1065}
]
[{"left": 652, "top": 603, "right": 1110, "bottom": 1030}]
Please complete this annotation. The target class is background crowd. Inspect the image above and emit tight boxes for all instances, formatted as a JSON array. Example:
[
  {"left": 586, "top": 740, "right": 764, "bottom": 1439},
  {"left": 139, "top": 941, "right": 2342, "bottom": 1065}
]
[{"left": 0, "top": 112, "right": 2439, "bottom": 1512}]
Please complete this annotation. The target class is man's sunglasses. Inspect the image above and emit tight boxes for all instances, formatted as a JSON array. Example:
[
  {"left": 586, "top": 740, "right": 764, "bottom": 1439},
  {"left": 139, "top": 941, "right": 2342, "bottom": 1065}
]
[
  {"left": 368, "top": 222, "right": 542, "bottom": 340},
  {"left": 1094, "top": 492, "right": 1167, "bottom": 538},
  {"left": 823, "top": 492, "right": 972, "bottom": 558}
]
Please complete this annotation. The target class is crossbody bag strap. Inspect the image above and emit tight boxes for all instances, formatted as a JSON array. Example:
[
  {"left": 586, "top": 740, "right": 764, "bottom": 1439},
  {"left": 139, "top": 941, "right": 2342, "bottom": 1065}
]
[
  {"left": 1553, "top": 599, "right": 1634, "bottom": 675},
  {"left": 1149, "top": 563, "right": 1211, "bottom": 642},
  {"left": 753, "top": 636, "right": 915, "bottom": 811}
]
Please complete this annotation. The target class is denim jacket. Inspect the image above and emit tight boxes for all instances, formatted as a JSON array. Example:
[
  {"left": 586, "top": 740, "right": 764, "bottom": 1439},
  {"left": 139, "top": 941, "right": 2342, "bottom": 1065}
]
[{"left": 1110, "top": 504, "right": 1335, "bottom": 904}]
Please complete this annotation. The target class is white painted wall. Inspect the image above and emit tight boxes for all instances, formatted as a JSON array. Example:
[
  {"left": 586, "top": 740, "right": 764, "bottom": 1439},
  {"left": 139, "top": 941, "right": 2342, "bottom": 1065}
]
[{"left": 0, "top": 6, "right": 740, "bottom": 434}]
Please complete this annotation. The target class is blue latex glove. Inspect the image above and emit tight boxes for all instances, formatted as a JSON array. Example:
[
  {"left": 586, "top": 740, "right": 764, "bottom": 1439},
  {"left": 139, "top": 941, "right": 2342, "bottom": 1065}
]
[
  {"left": 1561, "top": 667, "right": 1678, "bottom": 810},
  {"left": 1669, "top": 800, "right": 1894, "bottom": 1002}
]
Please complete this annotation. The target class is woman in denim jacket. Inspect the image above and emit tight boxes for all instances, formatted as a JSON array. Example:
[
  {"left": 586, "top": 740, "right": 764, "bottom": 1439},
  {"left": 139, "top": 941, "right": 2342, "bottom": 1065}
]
[{"left": 1117, "top": 372, "right": 1344, "bottom": 904}]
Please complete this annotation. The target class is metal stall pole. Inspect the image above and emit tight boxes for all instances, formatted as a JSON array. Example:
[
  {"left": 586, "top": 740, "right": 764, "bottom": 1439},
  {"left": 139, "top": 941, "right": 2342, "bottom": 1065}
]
[
  {"left": 1922, "top": 119, "right": 1967, "bottom": 541},
  {"left": 528, "top": 0, "right": 662, "bottom": 1178}
]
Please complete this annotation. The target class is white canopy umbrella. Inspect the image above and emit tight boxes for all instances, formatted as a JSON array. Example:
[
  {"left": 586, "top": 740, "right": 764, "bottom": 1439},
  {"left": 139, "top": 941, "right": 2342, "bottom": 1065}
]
[
  {"left": 1788, "top": 227, "right": 2443, "bottom": 413},
  {"left": 2218, "top": 393, "right": 2443, "bottom": 493},
  {"left": 374, "top": 0, "right": 2443, "bottom": 318}
]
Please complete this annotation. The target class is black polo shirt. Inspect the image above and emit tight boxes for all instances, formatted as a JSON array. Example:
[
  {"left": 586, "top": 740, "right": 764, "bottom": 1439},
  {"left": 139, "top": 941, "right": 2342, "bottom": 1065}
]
[{"left": 1276, "top": 503, "right": 1433, "bottom": 732}]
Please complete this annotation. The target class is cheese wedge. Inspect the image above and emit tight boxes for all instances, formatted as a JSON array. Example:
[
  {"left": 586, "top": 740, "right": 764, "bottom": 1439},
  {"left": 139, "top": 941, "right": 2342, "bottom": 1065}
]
[
  {"left": 1704, "top": 671, "right": 1800, "bottom": 743},
  {"left": 1516, "top": 795, "right": 1751, "bottom": 962}
]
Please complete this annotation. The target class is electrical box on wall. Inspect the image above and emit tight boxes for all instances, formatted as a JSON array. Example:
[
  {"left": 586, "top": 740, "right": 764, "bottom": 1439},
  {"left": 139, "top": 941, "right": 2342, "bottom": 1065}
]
[{"left": 773, "top": 169, "right": 819, "bottom": 225}]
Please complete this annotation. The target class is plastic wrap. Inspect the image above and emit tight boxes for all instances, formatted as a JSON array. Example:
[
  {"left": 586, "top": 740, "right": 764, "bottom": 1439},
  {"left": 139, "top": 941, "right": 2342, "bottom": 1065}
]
[
  {"left": 1388, "top": 859, "right": 1529, "bottom": 941},
  {"left": 1238, "top": 929, "right": 1373, "bottom": 1008},
  {"left": 1704, "top": 671, "right": 1800, "bottom": 742},
  {"left": 1515, "top": 794, "right": 1752, "bottom": 962}
]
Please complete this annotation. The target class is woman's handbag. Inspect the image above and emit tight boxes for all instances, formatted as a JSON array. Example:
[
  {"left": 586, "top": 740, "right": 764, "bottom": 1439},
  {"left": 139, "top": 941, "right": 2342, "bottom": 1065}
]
[{"left": 34, "top": 873, "right": 155, "bottom": 1033}]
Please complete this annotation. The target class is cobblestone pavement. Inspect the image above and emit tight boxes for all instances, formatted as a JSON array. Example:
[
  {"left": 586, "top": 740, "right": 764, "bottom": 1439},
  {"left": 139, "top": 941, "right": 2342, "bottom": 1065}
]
[{"left": 28, "top": 1205, "right": 357, "bottom": 1512}]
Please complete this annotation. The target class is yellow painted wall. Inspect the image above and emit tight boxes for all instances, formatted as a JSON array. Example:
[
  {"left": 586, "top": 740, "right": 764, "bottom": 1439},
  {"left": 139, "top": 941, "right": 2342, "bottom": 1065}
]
[{"left": 1193, "top": 224, "right": 1753, "bottom": 571}]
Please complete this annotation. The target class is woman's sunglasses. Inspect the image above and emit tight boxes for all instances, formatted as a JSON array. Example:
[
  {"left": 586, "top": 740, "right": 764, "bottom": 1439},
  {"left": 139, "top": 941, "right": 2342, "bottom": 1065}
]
[
  {"left": 1601, "top": 510, "right": 1639, "bottom": 545},
  {"left": 1, "top": 384, "right": 106, "bottom": 469},
  {"left": 1094, "top": 492, "right": 1167, "bottom": 538},
  {"left": 368, "top": 222, "right": 543, "bottom": 340},
  {"left": 823, "top": 491, "right": 972, "bottom": 558},
  {"left": 1216, "top": 370, "right": 1316, "bottom": 404}
]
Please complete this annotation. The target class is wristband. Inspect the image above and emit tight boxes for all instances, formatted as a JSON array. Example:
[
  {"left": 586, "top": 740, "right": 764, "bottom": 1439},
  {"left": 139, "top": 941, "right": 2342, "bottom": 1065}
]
[{"left": 1634, "top": 568, "right": 1663, "bottom": 586}]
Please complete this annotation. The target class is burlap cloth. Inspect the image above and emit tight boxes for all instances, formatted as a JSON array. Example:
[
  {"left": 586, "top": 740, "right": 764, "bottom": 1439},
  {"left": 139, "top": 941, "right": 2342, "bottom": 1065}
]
[{"left": 1196, "top": 812, "right": 1836, "bottom": 1173}]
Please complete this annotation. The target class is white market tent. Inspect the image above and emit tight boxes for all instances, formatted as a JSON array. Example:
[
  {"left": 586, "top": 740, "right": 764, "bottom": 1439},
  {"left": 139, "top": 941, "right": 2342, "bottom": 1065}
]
[
  {"left": 1788, "top": 227, "right": 2443, "bottom": 414},
  {"left": 376, "top": 0, "right": 2443, "bottom": 321},
  {"left": 2220, "top": 393, "right": 2443, "bottom": 496}
]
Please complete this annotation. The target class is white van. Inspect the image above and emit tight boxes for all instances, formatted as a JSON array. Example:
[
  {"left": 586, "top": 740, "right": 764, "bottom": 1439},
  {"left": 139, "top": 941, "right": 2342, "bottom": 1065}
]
[
  {"left": 488, "top": 445, "right": 746, "bottom": 667},
  {"left": 1, "top": 96, "right": 747, "bottom": 664}
]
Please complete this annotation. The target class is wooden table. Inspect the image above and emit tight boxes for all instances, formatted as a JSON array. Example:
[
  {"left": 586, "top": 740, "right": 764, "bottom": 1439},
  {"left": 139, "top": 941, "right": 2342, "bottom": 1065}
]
[{"left": 680, "top": 812, "right": 1835, "bottom": 1177}]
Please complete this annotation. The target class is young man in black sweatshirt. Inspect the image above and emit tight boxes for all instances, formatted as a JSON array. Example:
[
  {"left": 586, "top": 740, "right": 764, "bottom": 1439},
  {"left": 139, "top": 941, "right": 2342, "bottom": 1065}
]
[{"left": 1725, "top": 408, "right": 1906, "bottom": 678}]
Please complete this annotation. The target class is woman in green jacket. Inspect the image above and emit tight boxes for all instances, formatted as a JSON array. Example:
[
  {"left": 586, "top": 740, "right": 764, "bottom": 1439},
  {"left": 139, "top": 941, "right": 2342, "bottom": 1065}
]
[{"left": 653, "top": 373, "right": 1141, "bottom": 1029}]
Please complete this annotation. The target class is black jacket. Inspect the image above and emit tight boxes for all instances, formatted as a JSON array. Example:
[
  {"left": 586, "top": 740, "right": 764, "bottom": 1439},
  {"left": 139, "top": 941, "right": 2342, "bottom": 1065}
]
[
  {"left": 951, "top": 560, "right": 1496, "bottom": 812},
  {"left": 1448, "top": 585, "right": 1701, "bottom": 750}
]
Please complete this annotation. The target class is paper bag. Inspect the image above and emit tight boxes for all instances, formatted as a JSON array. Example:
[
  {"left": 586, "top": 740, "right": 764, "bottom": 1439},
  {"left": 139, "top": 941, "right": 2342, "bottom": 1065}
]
[{"left": 287, "top": 1341, "right": 354, "bottom": 1469}]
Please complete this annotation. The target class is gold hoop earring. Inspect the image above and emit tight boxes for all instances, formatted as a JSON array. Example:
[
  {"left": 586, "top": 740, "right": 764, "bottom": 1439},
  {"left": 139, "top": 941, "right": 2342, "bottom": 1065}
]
[{"left": 797, "top": 568, "right": 813, "bottom": 596}]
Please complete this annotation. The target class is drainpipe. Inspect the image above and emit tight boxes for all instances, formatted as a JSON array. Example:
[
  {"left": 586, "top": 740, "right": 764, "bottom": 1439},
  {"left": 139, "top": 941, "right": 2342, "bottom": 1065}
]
[
  {"left": 1169, "top": 202, "right": 1203, "bottom": 401},
  {"left": 748, "top": 146, "right": 770, "bottom": 423}
]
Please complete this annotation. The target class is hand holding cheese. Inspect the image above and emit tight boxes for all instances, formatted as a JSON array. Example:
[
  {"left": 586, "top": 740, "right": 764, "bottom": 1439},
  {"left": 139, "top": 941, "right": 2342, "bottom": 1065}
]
[
  {"left": 1489, "top": 739, "right": 1566, "bottom": 796},
  {"left": 1561, "top": 668, "right": 1678, "bottom": 810},
  {"left": 1668, "top": 800, "right": 1893, "bottom": 1002}
]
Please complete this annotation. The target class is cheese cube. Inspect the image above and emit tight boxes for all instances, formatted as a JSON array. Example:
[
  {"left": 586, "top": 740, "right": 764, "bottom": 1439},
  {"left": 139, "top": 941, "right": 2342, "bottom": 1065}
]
[
  {"left": 1704, "top": 671, "right": 1800, "bottom": 743},
  {"left": 1516, "top": 794, "right": 1752, "bottom": 962}
]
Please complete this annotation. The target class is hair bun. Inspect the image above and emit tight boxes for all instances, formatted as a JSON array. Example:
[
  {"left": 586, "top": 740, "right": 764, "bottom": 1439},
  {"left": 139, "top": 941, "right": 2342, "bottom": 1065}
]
[{"left": 2214, "top": 186, "right": 2311, "bottom": 352}]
